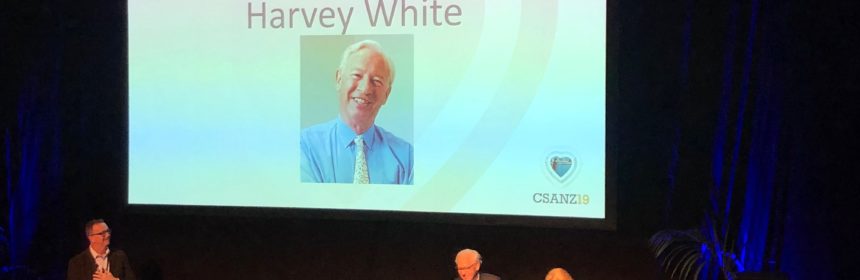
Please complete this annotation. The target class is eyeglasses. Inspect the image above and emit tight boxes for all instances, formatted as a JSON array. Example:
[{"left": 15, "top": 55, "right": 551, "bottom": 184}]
[{"left": 89, "top": 229, "right": 111, "bottom": 236}]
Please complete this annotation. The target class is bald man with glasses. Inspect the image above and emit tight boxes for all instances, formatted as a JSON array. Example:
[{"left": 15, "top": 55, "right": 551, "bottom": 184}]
[{"left": 67, "top": 219, "right": 135, "bottom": 280}]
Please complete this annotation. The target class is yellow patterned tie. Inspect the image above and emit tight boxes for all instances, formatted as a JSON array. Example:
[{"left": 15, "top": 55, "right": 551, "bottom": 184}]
[{"left": 353, "top": 135, "right": 369, "bottom": 184}]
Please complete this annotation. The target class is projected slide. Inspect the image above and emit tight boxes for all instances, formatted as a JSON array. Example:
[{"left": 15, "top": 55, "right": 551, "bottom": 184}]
[{"left": 128, "top": 0, "right": 606, "bottom": 219}]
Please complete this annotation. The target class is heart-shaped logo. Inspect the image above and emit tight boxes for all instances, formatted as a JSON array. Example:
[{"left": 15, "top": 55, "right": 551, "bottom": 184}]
[{"left": 546, "top": 152, "right": 577, "bottom": 185}]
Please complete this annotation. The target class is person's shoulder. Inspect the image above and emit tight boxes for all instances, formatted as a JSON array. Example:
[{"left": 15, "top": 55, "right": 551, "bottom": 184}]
[
  {"left": 301, "top": 119, "right": 338, "bottom": 141},
  {"left": 481, "top": 272, "right": 501, "bottom": 280},
  {"left": 302, "top": 119, "right": 337, "bottom": 134},
  {"left": 68, "top": 249, "right": 90, "bottom": 264},
  {"left": 67, "top": 249, "right": 92, "bottom": 280},
  {"left": 374, "top": 125, "right": 412, "bottom": 149},
  {"left": 110, "top": 249, "right": 129, "bottom": 258}
]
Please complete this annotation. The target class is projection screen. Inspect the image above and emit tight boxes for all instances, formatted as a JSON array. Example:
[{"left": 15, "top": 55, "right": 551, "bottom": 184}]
[{"left": 128, "top": 0, "right": 609, "bottom": 225}]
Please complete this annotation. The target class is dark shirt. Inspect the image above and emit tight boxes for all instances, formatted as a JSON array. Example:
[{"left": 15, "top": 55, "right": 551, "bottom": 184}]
[
  {"left": 454, "top": 272, "right": 501, "bottom": 280},
  {"left": 67, "top": 249, "right": 136, "bottom": 280}
]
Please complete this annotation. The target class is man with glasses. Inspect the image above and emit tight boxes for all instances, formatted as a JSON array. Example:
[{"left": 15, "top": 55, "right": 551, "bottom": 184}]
[
  {"left": 454, "top": 248, "right": 500, "bottom": 280},
  {"left": 67, "top": 219, "right": 135, "bottom": 280}
]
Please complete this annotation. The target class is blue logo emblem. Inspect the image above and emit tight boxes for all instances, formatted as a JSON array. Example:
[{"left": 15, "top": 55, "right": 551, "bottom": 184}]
[{"left": 546, "top": 152, "right": 577, "bottom": 185}]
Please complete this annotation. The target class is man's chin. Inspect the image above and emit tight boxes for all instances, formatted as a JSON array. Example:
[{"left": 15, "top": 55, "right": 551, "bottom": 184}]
[{"left": 347, "top": 112, "right": 377, "bottom": 124}]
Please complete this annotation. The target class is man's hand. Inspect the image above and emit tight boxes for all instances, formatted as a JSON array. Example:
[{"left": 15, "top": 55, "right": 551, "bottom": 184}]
[{"left": 93, "top": 269, "right": 118, "bottom": 280}]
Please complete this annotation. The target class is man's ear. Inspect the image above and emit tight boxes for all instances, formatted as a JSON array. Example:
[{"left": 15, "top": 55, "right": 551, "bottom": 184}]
[
  {"left": 383, "top": 88, "right": 391, "bottom": 104},
  {"left": 335, "top": 68, "right": 342, "bottom": 90}
]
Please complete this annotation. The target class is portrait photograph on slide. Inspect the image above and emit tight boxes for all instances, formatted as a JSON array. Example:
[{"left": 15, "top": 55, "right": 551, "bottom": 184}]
[{"left": 300, "top": 35, "right": 415, "bottom": 185}]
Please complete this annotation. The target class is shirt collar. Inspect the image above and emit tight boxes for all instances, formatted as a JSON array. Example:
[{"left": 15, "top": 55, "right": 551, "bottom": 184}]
[
  {"left": 89, "top": 246, "right": 110, "bottom": 259},
  {"left": 335, "top": 117, "right": 377, "bottom": 151}
]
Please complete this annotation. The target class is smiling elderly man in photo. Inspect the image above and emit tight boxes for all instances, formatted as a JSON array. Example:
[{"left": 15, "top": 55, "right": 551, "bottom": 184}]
[{"left": 300, "top": 39, "right": 414, "bottom": 185}]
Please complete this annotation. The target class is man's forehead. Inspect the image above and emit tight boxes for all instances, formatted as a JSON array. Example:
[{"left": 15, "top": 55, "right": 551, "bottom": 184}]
[
  {"left": 92, "top": 222, "right": 109, "bottom": 230},
  {"left": 456, "top": 252, "right": 478, "bottom": 263}
]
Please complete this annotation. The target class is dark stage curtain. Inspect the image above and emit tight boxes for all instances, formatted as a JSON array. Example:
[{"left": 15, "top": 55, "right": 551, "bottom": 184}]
[
  {"left": 651, "top": 0, "right": 789, "bottom": 278},
  {"left": 3, "top": 1, "right": 128, "bottom": 278},
  {"left": 2, "top": 2, "right": 67, "bottom": 278},
  {"left": 646, "top": 0, "right": 857, "bottom": 279}
]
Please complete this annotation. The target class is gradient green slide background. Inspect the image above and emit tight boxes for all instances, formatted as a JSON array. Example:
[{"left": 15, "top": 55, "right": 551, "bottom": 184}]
[{"left": 128, "top": 0, "right": 606, "bottom": 218}]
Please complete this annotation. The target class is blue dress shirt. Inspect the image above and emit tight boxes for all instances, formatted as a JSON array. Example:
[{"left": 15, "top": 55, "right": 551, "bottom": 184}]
[{"left": 300, "top": 118, "right": 413, "bottom": 184}]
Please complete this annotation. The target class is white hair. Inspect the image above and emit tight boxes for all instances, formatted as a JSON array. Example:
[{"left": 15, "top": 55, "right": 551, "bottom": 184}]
[
  {"left": 456, "top": 248, "right": 483, "bottom": 263},
  {"left": 338, "top": 39, "right": 396, "bottom": 86}
]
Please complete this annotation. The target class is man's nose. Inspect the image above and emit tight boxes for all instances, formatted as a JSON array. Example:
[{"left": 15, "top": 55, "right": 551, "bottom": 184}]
[{"left": 357, "top": 76, "right": 372, "bottom": 93}]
